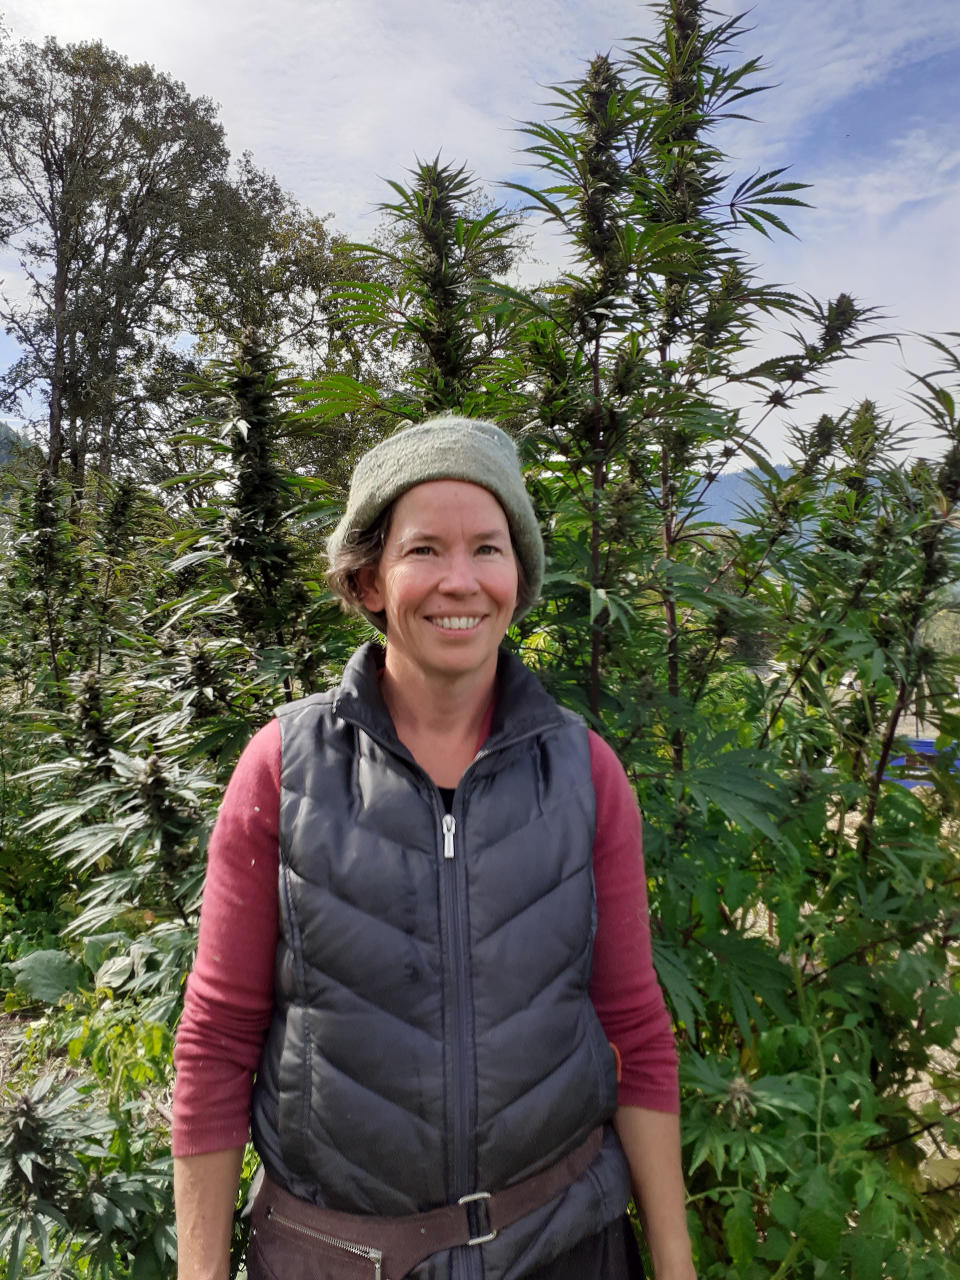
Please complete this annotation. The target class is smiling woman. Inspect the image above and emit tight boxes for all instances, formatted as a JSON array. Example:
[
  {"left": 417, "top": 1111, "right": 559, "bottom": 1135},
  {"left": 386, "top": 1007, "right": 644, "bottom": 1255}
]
[
  {"left": 356, "top": 480, "right": 520, "bottom": 693},
  {"left": 172, "top": 414, "right": 696, "bottom": 1280}
]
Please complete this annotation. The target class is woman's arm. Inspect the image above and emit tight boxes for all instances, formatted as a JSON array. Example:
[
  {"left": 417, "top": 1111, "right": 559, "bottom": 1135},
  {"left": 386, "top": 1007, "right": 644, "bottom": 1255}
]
[
  {"left": 172, "top": 721, "right": 281, "bottom": 1155},
  {"left": 174, "top": 1148, "right": 244, "bottom": 1280},
  {"left": 588, "top": 733, "right": 696, "bottom": 1275},
  {"left": 172, "top": 721, "right": 283, "bottom": 1273},
  {"left": 587, "top": 731, "right": 679, "bottom": 1110},
  {"left": 614, "top": 1107, "right": 696, "bottom": 1280}
]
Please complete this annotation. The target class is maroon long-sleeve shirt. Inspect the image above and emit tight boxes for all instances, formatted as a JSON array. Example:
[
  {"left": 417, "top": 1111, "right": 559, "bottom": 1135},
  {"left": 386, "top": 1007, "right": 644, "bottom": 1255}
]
[{"left": 172, "top": 718, "right": 679, "bottom": 1157}]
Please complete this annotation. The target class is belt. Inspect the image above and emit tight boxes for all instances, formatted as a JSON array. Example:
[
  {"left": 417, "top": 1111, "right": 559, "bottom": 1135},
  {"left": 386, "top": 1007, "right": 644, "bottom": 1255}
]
[{"left": 250, "top": 1125, "right": 605, "bottom": 1280}]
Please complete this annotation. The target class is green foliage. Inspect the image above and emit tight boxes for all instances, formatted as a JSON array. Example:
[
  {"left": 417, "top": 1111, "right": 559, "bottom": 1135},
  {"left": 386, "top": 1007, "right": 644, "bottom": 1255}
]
[
  {"left": 313, "top": 155, "right": 525, "bottom": 423},
  {"left": 0, "top": 1073, "right": 175, "bottom": 1280},
  {"left": 0, "top": 422, "right": 31, "bottom": 476},
  {"left": 0, "top": 32, "right": 232, "bottom": 487},
  {"left": 483, "top": 4, "right": 957, "bottom": 1271},
  {"left": 0, "top": 32, "right": 359, "bottom": 495},
  {"left": 170, "top": 334, "right": 317, "bottom": 682},
  {"left": 301, "top": 4, "right": 960, "bottom": 1273},
  {"left": 0, "top": 334, "right": 343, "bottom": 1277},
  {"left": 0, "top": 3, "right": 958, "bottom": 1277},
  {"left": 7, "top": 952, "right": 86, "bottom": 1006}
]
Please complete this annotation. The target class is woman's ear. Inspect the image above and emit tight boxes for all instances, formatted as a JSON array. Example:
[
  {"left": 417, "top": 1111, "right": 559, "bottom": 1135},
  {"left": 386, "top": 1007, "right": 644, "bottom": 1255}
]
[{"left": 355, "top": 565, "right": 384, "bottom": 614}]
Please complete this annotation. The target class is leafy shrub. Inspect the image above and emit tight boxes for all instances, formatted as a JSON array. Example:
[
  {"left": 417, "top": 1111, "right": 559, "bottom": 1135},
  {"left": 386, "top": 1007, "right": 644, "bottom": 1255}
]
[{"left": 0, "top": 1073, "right": 175, "bottom": 1280}]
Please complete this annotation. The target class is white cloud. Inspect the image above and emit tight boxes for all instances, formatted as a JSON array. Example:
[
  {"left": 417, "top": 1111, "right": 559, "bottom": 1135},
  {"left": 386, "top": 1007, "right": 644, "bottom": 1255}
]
[
  {"left": 715, "top": 0, "right": 960, "bottom": 163},
  {"left": 743, "top": 106, "right": 960, "bottom": 458},
  {"left": 2, "top": 0, "right": 655, "bottom": 229},
  {"left": 807, "top": 129, "right": 960, "bottom": 225},
  {"left": 1, "top": 0, "right": 957, "bottom": 462}
]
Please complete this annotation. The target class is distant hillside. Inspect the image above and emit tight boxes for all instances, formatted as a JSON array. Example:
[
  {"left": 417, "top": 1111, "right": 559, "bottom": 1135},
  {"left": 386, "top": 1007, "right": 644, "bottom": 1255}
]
[
  {"left": 698, "top": 464, "right": 792, "bottom": 528},
  {"left": 0, "top": 421, "right": 26, "bottom": 467}
]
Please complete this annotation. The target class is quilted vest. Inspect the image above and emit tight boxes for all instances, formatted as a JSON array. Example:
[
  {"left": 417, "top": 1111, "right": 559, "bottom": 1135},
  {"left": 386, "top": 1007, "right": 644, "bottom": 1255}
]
[{"left": 251, "top": 642, "right": 632, "bottom": 1279}]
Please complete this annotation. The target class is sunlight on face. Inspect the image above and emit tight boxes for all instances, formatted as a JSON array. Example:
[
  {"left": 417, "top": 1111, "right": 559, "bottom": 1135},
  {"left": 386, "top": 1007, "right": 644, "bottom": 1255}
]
[{"left": 359, "top": 480, "right": 520, "bottom": 684}]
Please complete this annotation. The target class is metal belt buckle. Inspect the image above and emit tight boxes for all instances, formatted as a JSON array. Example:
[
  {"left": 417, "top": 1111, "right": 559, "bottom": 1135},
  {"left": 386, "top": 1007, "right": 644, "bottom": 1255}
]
[{"left": 458, "top": 1190, "right": 497, "bottom": 1245}]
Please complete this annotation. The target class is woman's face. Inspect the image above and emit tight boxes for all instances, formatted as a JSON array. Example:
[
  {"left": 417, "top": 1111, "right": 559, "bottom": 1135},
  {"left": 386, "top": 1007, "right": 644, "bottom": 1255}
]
[{"left": 358, "top": 480, "right": 520, "bottom": 685}]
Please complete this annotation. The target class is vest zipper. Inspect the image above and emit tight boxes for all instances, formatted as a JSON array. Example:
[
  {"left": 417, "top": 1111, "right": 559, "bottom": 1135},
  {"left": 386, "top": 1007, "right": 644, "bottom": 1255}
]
[
  {"left": 336, "top": 706, "right": 563, "bottom": 1255},
  {"left": 438, "top": 799, "right": 472, "bottom": 1207},
  {"left": 437, "top": 733, "right": 553, "bottom": 1278},
  {"left": 265, "top": 1207, "right": 383, "bottom": 1278}
]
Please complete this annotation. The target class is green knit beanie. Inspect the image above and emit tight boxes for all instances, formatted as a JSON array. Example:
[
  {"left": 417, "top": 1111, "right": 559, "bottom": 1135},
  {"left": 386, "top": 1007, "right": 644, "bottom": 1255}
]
[{"left": 327, "top": 415, "right": 544, "bottom": 630}]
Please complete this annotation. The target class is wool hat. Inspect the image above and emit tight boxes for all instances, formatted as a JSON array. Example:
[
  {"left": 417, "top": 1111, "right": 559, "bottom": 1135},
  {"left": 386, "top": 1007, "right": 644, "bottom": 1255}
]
[{"left": 327, "top": 414, "right": 544, "bottom": 630}]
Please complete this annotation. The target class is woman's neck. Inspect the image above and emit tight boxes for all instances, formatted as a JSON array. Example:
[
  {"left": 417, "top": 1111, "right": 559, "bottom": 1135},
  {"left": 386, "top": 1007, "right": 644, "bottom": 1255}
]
[{"left": 379, "top": 652, "right": 497, "bottom": 786}]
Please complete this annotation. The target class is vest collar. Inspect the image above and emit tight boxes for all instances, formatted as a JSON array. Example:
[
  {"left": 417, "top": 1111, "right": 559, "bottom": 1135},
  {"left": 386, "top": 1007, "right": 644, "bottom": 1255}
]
[
  {"left": 333, "top": 641, "right": 568, "bottom": 754},
  {"left": 332, "top": 641, "right": 397, "bottom": 746}
]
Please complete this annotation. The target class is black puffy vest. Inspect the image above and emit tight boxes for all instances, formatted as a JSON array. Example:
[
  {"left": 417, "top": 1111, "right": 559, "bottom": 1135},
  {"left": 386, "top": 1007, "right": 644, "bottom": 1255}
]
[{"left": 251, "top": 643, "right": 631, "bottom": 1279}]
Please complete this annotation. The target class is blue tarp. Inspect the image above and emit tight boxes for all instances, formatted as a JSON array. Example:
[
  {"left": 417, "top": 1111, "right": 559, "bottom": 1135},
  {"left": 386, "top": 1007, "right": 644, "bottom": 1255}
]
[{"left": 886, "top": 739, "right": 960, "bottom": 789}]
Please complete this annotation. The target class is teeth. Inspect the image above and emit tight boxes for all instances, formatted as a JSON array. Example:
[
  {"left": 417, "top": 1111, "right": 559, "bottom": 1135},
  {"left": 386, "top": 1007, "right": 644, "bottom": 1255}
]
[{"left": 432, "top": 616, "right": 481, "bottom": 630}]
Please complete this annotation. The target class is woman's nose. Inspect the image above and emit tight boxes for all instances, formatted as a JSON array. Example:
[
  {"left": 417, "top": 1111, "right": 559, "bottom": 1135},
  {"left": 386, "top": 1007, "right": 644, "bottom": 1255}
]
[{"left": 438, "top": 547, "right": 477, "bottom": 592}]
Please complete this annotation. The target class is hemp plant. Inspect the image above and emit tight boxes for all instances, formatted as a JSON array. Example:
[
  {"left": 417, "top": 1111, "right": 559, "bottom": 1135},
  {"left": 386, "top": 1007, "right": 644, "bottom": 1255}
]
[
  {"left": 476, "top": 3, "right": 955, "bottom": 1274},
  {"left": 311, "top": 155, "right": 525, "bottom": 424},
  {"left": 170, "top": 331, "right": 320, "bottom": 700}
]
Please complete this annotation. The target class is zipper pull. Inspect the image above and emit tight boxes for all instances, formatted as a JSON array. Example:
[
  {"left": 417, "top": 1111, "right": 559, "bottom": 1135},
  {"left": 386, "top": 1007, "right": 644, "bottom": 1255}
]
[{"left": 442, "top": 813, "right": 456, "bottom": 859}]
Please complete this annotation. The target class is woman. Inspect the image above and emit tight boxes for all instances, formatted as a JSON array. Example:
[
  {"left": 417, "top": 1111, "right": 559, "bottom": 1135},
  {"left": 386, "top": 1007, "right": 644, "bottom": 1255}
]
[{"left": 173, "top": 415, "right": 696, "bottom": 1280}]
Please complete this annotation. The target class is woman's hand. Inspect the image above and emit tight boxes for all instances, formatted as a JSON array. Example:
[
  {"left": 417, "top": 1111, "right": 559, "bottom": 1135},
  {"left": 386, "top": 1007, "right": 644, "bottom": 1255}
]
[{"left": 613, "top": 1106, "right": 698, "bottom": 1279}]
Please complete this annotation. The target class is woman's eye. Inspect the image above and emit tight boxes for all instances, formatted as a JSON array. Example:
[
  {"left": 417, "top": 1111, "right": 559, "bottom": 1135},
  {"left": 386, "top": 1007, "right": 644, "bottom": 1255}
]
[
  {"left": 410, "top": 545, "right": 436, "bottom": 556},
  {"left": 477, "top": 544, "right": 502, "bottom": 556}
]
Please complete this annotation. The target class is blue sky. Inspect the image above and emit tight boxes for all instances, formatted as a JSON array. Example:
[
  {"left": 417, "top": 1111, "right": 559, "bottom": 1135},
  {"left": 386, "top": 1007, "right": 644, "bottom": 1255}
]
[{"left": 2, "top": 0, "right": 959, "bottom": 461}]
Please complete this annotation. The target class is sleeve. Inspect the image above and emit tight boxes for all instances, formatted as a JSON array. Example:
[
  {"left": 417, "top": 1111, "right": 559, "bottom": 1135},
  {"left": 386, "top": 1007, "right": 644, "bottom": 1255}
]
[
  {"left": 171, "top": 718, "right": 283, "bottom": 1156},
  {"left": 588, "top": 730, "right": 680, "bottom": 1113}
]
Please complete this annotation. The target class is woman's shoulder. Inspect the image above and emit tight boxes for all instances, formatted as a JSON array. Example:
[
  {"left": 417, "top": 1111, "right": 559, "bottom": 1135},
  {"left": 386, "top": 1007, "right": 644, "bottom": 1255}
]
[
  {"left": 274, "top": 687, "right": 338, "bottom": 722},
  {"left": 586, "top": 730, "right": 635, "bottom": 807},
  {"left": 227, "top": 717, "right": 283, "bottom": 794}
]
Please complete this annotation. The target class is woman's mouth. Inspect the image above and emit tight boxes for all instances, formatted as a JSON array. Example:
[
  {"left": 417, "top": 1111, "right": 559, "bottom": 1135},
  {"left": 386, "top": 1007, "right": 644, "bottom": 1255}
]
[{"left": 429, "top": 615, "right": 482, "bottom": 631}]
